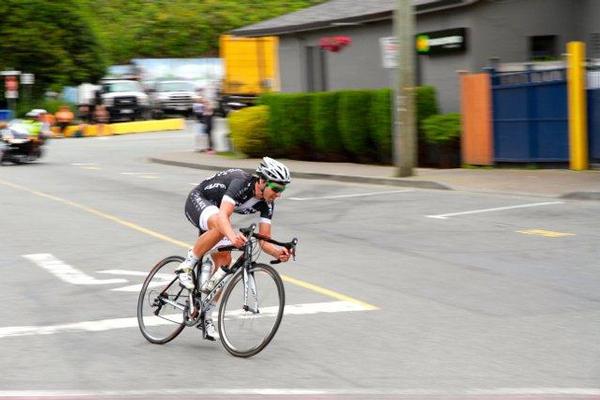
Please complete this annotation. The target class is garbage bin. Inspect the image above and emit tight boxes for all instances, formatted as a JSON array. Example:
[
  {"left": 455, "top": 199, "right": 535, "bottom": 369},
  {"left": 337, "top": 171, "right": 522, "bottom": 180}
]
[{"left": 0, "top": 109, "right": 13, "bottom": 121}]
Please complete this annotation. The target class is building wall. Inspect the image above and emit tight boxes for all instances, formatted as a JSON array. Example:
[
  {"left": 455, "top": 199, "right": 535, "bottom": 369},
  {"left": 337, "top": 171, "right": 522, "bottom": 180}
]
[
  {"left": 467, "top": 0, "right": 578, "bottom": 69},
  {"left": 279, "top": 21, "right": 394, "bottom": 93},
  {"left": 579, "top": 0, "right": 600, "bottom": 59},
  {"left": 276, "top": 0, "right": 598, "bottom": 113},
  {"left": 416, "top": 9, "right": 472, "bottom": 112}
]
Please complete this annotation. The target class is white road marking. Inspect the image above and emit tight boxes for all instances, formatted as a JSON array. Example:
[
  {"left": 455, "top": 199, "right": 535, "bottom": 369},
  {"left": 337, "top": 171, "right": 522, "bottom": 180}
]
[
  {"left": 0, "top": 301, "right": 372, "bottom": 339},
  {"left": 0, "top": 388, "right": 599, "bottom": 397},
  {"left": 97, "top": 269, "right": 170, "bottom": 292},
  {"left": 427, "top": 201, "right": 564, "bottom": 219},
  {"left": 23, "top": 254, "right": 127, "bottom": 285},
  {"left": 70, "top": 163, "right": 97, "bottom": 166},
  {"left": 289, "top": 189, "right": 414, "bottom": 201}
]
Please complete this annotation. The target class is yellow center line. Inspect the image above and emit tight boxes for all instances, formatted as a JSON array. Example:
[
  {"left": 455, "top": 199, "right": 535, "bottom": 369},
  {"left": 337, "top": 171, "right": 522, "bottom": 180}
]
[
  {"left": 0, "top": 178, "right": 378, "bottom": 310},
  {"left": 517, "top": 229, "right": 576, "bottom": 238}
]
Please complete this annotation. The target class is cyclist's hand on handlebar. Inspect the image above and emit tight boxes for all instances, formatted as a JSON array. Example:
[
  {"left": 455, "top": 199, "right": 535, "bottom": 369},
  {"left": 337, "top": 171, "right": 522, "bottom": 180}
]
[
  {"left": 229, "top": 232, "right": 247, "bottom": 248},
  {"left": 276, "top": 247, "right": 291, "bottom": 262}
]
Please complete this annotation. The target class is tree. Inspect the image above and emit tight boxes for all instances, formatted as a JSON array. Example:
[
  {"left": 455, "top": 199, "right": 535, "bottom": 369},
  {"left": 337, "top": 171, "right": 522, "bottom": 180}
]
[
  {"left": 77, "top": 0, "right": 328, "bottom": 63},
  {"left": 0, "top": 0, "right": 106, "bottom": 96}
]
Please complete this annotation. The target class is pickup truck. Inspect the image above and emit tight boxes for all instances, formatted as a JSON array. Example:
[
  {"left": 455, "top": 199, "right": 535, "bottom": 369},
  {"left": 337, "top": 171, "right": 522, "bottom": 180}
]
[
  {"left": 148, "top": 80, "right": 198, "bottom": 118},
  {"left": 100, "top": 79, "right": 150, "bottom": 122}
]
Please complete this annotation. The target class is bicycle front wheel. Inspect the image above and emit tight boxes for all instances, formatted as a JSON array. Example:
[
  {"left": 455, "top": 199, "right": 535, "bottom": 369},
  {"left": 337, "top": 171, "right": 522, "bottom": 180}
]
[
  {"left": 137, "top": 255, "right": 188, "bottom": 344},
  {"left": 218, "top": 263, "right": 285, "bottom": 357}
]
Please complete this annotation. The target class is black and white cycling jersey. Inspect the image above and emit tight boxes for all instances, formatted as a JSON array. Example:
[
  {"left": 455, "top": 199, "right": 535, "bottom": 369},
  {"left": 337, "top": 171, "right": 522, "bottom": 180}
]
[{"left": 189, "top": 169, "right": 274, "bottom": 224}]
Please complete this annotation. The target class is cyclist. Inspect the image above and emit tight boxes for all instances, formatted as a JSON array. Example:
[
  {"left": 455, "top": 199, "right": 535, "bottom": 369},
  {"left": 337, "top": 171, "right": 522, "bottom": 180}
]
[{"left": 177, "top": 157, "right": 292, "bottom": 340}]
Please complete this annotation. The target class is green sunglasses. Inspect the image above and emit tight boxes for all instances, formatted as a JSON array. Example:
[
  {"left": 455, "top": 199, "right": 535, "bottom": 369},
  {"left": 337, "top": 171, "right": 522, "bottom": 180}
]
[{"left": 266, "top": 181, "right": 286, "bottom": 193}]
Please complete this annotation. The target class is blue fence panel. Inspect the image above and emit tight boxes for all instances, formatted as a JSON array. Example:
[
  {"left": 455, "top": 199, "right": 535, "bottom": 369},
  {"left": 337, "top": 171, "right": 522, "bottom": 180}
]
[
  {"left": 587, "top": 89, "right": 600, "bottom": 162},
  {"left": 491, "top": 69, "right": 568, "bottom": 162}
]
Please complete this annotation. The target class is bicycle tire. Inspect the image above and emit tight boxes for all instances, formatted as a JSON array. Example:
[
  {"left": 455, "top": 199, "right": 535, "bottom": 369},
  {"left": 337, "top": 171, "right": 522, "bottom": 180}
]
[
  {"left": 137, "top": 255, "right": 188, "bottom": 344},
  {"left": 218, "top": 263, "right": 285, "bottom": 357}
]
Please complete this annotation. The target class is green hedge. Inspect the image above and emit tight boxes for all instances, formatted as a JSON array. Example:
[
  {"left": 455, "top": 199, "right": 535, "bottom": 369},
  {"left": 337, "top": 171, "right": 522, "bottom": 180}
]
[
  {"left": 259, "top": 93, "right": 313, "bottom": 158},
  {"left": 243, "top": 87, "right": 448, "bottom": 164},
  {"left": 311, "top": 91, "right": 343, "bottom": 158},
  {"left": 228, "top": 105, "right": 270, "bottom": 157},
  {"left": 416, "top": 86, "right": 439, "bottom": 133},
  {"left": 370, "top": 88, "right": 393, "bottom": 163},
  {"left": 338, "top": 90, "right": 373, "bottom": 160}
]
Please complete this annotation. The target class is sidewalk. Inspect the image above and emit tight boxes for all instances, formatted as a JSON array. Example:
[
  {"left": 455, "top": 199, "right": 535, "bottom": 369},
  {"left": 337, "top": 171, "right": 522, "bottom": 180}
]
[{"left": 149, "top": 151, "right": 600, "bottom": 200}]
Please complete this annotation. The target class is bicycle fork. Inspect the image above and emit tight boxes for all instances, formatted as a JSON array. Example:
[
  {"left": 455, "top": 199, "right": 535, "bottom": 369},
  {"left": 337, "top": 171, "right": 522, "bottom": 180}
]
[{"left": 243, "top": 268, "right": 259, "bottom": 314}]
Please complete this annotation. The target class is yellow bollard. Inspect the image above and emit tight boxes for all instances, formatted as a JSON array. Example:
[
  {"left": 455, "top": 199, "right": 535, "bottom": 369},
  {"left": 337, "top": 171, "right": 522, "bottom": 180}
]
[{"left": 567, "top": 41, "right": 589, "bottom": 170}]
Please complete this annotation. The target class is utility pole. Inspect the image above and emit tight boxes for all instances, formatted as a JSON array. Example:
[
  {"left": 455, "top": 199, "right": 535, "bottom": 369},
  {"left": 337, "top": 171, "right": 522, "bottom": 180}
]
[{"left": 393, "top": 0, "right": 416, "bottom": 177}]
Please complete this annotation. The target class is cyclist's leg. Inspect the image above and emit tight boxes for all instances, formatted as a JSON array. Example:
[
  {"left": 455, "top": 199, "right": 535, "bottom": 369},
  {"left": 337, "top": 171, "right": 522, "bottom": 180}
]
[{"left": 179, "top": 193, "right": 224, "bottom": 288}]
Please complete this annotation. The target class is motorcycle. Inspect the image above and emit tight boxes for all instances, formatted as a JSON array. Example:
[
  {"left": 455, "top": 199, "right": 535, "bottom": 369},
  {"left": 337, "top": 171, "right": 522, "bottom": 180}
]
[{"left": 0, "top": 119, "right": 46, "bottom": 164}]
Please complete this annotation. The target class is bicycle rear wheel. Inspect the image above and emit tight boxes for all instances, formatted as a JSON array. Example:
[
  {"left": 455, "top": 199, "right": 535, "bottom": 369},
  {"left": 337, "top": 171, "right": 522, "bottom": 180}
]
[
  {"left": 137, "top": 255, "right": 188, "bottom": 344},
  {"left": 218, "top": 263, "right": 285, "bottom": 357}
]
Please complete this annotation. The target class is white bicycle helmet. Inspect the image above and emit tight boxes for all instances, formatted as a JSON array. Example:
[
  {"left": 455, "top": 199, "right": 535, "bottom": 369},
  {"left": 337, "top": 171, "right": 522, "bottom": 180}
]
[{"left": 256, "top": 157, "right": 291, "bottom": 184}]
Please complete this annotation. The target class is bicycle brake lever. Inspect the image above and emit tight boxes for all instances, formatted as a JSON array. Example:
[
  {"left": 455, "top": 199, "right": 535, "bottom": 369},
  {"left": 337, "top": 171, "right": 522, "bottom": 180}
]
[{"left": 270, "top": 259, "right": 282, "bottom": 265}]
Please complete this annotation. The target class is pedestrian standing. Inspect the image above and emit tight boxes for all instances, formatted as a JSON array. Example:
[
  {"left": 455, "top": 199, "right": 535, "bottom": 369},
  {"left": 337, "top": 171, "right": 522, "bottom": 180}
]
[
  {"left": 202, "top": 96, "right": 215, "bottom": 154},
  {"left": 192, "top": 97, "right": 207, "bottom": 152}
]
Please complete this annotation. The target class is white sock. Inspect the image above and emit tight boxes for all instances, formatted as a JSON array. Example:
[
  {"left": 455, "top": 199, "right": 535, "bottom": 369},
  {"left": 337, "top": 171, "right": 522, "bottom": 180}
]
[{"left": 184, "top": 249, "right": 199, "bottom": 268}]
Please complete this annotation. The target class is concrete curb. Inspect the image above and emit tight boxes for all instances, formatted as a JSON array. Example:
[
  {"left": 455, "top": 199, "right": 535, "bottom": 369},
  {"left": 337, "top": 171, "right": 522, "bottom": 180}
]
[
  {"left": 560, "top": 192, "right": 600, "bottom": 201},
  {"left": 148, "top": 157, "right": 452, "bottom": 191}
]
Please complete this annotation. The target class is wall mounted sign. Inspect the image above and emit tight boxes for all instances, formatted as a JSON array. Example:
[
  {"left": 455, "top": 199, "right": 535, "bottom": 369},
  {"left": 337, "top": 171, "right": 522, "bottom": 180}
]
[{"left": 416, "top": 28, "right": 467, "bottom": 55}]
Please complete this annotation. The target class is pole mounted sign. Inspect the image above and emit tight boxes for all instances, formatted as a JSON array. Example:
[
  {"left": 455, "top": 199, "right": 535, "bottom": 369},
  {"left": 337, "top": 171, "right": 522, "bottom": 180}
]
[
  {"left": 2, "top": 70, "right": 21, "bottom": 99},
  {"left": 21, "top": 73, "right": 35, "bottom": 85},
  {"left": 416, "top": 28, "right": 467, "bottom": 55},
  {"left": 380, "top": 36, "right": 399, "bottom": 69}
]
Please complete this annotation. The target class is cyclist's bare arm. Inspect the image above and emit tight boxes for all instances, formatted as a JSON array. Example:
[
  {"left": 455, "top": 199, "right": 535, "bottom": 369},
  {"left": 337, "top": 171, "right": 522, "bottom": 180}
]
[
  {"left": 216, "top": 201, "right": 247, "bottom": 248},
  {"left": 258, "top": 222, "right": 291, "bottom": 262}
]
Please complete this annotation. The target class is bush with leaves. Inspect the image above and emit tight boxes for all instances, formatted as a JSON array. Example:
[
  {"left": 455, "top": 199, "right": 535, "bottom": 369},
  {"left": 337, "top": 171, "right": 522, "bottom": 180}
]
[
  {"left": 422, "top": 113, "right": 462, "bottom": 144},
  {"left": 338, "top": 90, "right": 373, "bottom": 161},
  {"left": 259, "top": 93, "right": 313, "bottom": 158},
  {"left": 370, "top": 88, "right": 393, "bottom": 163},
  {"left": 228, "top": 105, "right": 270, "bottom": 157},
  {"left": 416, "top": 86, "right": 440, "bottom": 133},
  {"left": 311, "top": 91, "right": 343, "bottom": 159}
]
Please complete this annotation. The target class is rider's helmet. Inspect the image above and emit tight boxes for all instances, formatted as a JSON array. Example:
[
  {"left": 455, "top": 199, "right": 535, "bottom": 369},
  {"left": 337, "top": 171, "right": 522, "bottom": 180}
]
[{"left": 256, "top": 157, "right": 291, "bottom": 184}]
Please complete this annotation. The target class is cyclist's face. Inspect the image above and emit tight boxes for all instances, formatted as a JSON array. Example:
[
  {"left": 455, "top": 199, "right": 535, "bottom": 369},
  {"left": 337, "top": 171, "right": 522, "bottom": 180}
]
[{"left": 257, "top": 180, "right": 284, "bottom": 201}]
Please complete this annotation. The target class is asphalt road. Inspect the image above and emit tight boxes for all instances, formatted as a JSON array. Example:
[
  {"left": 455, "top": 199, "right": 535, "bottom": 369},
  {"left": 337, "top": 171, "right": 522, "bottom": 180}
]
[{"left": 0, "top": 129, "right": 599, "bottom": 399}]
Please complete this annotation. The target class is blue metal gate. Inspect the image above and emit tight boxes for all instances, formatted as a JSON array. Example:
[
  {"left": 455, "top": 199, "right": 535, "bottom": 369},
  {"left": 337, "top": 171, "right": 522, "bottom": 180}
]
[
  {"left": 586, "top": 69, "right": 600, "bottom": 163},
  {"left": 491, "top": 68, "right": 568, "bottom": 162},
  {"left": 586, "top": 90, "right": 600, "bottom": 162}
]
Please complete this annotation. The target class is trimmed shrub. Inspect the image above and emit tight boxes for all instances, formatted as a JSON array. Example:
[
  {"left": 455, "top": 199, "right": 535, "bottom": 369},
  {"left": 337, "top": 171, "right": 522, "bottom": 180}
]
[
  {"left": 422, "top": 113, "right": 462, "bottom": 144},
  {"left": 416, "top": 86, "right": 439, "bottom": 132},
  {"left": 311, "top": 91, "right": 343, "bottom": 159},
  {"left": 228, "top": 105, "right": 270, "bottom": 157},
  {"left": 338, "top": 90, "right": 373, "bottom": 161},
  {"left": 370, "top": 88, "right": 393, "bottom": 163},
  {"left": 259, "top": 93, "right": 313, "bottom": 158},
  {"left": 415, "top": 85, "right": 440, "bottom": 167}
]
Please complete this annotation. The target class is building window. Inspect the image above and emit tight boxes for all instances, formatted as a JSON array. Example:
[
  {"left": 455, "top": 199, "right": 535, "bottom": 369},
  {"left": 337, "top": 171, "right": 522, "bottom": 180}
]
[{"left": 529, "top": 35, "right": 558, "bottom": 61}]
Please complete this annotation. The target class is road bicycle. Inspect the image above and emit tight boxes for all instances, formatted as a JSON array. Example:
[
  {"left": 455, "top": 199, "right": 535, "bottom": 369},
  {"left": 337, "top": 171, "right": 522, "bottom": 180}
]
[{"left": 136, "top": 224, "right": 298, "bottom": 357}]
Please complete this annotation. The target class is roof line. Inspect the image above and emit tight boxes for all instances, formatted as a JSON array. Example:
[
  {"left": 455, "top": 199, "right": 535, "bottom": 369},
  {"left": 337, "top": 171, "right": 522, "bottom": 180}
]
[
  {"left": 232, "top": 11, "right": 392, "bottom": 37},
  {"left": 231, "top": 0, "right": 480, "bottom": 37}
]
